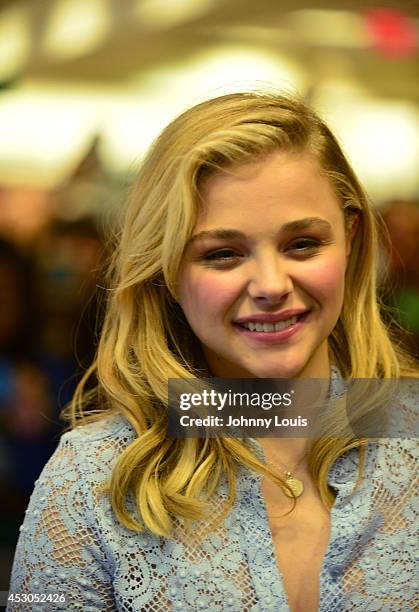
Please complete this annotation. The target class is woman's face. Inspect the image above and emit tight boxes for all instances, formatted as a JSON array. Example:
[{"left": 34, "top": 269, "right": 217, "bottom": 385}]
[{"left": 177, "top": 150, "right": 352, "bottom": 379}]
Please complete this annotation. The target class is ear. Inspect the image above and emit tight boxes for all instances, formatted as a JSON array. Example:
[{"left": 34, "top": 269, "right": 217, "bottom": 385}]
[{"left": 345, "top": 211, "right": 360, "bottom": 258}]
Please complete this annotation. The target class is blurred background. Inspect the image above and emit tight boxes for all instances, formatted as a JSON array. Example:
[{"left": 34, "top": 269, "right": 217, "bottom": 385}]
[{"left": 0, "top": 0, "right": 418, "bottom": 592}]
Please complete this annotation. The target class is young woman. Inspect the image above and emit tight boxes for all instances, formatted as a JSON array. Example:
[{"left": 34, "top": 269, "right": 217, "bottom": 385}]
[{"left": 8, "top": 92, "right": 417, "bottom": 611}]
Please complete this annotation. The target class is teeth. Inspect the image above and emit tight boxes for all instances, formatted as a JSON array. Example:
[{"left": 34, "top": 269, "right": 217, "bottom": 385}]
[{"left": 242, "top": 315, "right": 298, "bottom": 332}]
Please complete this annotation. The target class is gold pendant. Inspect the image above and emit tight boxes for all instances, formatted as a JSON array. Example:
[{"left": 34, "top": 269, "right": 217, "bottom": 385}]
[{"left": 283, "top": 473, "right": 304, "bottom": 498}]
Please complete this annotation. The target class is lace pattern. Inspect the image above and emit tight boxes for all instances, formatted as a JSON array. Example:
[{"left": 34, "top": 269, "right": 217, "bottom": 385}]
[{"left": 7, "top": 390, "right": 418, "bottom": 611}]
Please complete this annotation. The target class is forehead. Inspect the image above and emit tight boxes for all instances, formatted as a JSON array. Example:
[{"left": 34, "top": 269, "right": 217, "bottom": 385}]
[{"left": 196, "top": 151, "right": 343, "bottom": 232}]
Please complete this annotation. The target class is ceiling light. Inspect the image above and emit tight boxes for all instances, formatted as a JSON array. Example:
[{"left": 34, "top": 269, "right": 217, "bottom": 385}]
[
  {"left": 0, "top": 4, "right": 30, "bottom": 80},
  {"left": 42, "top": 0, "right": 110, "bottom": 60}
]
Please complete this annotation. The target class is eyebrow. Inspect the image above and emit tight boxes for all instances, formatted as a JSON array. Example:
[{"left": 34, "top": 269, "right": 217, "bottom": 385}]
[{"left": 188, "top": 217, "right": 333, "bottom": 245}]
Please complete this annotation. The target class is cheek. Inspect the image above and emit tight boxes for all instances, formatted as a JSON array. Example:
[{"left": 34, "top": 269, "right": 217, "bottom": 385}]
[
  {"left": 302, "top": 256, "right": 347, "bottom": 305},
  {"left": 177, "top": 269, "right": 238, "bottom": 325}
]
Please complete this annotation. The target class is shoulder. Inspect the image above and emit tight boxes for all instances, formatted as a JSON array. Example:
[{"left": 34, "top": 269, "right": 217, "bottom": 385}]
[
  {"left": 19, "top": 414, "right": 138, "bottom": 545},
  {"left": 63, "top": 413, "right": 136, "bottom": 445},
  {"left": 370, "top": 379, "right": 417, "bottom": 459},
  {"left": 371, "top": 437, "right": 417, "bottom": 478},
  {"left": 36, "top": 414, "right": 137, "bottom": 494},
  {"left": 329, "top": 437, "right": 417, "bottom": 496},
  {"left": 10, "top": 415, "right": 137, "bottom": 607},
  {"left": 60, "top": 413, "right": 136, "bottom": 454},
  {"left": 349, "top": 437, "right": 418, "bottom": 507}
]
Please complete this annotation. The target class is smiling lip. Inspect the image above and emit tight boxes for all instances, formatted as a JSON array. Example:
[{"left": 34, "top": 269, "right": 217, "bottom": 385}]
[
  {"left": 234, "top": 309, "right": 309, "bottom": 324},
  {"left": 233, "top": 310, "right": 310, "bottom": 343}
]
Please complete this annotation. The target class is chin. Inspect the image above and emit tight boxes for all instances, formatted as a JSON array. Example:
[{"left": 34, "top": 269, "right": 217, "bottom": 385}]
[{"left": 246, "top": 361, "right": 306, "bottom": 379}]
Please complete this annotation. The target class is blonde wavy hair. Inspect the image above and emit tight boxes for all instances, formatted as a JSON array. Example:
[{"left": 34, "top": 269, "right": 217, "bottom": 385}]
[{"left": 67, "top": 91, "right": 417, "bottom": 537}]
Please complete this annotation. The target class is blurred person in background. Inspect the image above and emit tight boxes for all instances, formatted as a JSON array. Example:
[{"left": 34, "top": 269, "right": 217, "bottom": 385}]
[
  {"left": 0, "top": 217, "right": 105, "bottom": 589},
  {"left": 34, "top": 216, "right": 106, "bottom": 409},
  {"left": 7, "top": 91, "right": 419, "bottom": 611},
  {"left": 0, "top": 239, "right": 55, "bottom": 588},
  {"left": 0, "top": 238, "right": 54, "bottom": 487}
]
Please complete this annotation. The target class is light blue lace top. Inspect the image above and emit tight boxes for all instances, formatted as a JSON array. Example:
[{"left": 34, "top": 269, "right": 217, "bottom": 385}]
[{"left": 7, "top": 387, "right": 418, "bottom": 611}]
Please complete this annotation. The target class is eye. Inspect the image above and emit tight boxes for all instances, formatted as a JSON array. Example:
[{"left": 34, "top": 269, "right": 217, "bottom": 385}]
[
  {"left": 287, "top": 238, "right": 323, "bottom": 254},
  {"left": 201, "top": 248, "right": 242, "bottom": 266},
  {"left": 204, "top": 248, "right": 239, "bottom": 260}
]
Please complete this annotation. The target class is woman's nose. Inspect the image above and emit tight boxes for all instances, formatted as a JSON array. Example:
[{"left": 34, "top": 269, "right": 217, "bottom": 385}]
[{"left": 247, "top": 255, "right": 293, "bottom": 305}]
